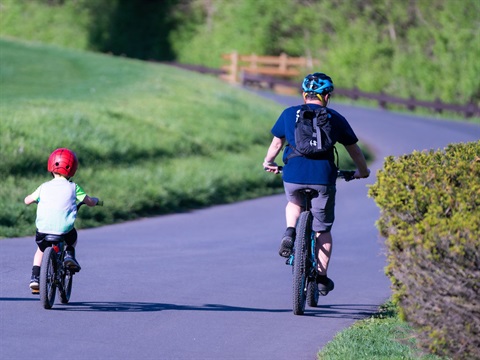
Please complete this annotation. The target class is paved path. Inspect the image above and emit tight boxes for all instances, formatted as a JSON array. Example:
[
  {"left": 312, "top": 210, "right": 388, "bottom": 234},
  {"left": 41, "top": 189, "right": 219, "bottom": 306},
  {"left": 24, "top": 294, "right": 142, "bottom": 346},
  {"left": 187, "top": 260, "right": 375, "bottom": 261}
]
[{"left": 1, "top": 93, "right": 479, "bottom": 360}]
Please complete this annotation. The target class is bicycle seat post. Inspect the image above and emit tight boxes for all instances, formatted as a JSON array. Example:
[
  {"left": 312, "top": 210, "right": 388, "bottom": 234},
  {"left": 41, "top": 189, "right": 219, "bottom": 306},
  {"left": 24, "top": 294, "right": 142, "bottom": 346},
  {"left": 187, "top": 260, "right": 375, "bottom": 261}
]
[{"left": 298, "top": 189, "right": 318, "bottom": 212}]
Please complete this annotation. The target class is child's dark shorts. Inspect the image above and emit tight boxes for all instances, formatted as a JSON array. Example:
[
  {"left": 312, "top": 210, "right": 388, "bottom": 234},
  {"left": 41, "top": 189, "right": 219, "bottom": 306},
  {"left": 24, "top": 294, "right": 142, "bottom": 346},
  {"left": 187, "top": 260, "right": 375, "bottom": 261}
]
[
  {"left": 35, "top": 228, "right": 78, "bottom": 252},
  {"left": 284, "top": 182, "right": 336, "bottom": 232}
]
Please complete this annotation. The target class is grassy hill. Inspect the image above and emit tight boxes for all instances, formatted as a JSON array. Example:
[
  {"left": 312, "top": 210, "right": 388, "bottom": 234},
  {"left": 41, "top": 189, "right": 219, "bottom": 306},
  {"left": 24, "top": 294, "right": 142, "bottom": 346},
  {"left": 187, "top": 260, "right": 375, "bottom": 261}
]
[
  {"left": 0, "top": 38, "right": 365, "bottom": 238},
  {"left": 0, "top": 38, "right": 279, "bottom": 237}
]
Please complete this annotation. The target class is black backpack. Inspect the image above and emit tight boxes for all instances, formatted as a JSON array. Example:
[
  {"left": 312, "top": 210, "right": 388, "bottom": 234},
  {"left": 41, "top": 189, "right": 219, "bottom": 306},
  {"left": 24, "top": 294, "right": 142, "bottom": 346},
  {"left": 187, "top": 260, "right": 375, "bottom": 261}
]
[{"left": 287, "top": 104, "right": 337, "bottom": 162}]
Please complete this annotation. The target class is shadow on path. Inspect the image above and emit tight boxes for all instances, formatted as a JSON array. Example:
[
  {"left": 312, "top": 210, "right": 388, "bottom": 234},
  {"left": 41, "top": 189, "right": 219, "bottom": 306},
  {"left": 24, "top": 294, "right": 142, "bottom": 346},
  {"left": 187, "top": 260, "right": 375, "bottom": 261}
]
[
  {"left": 304, "top": 304, "right": 379, "bottom": 319},
  {"left": 0, "top": 297, "right": 38, "bottom": 302},
  {"left": 0, "top": 297, "right": 378, "bottom": 318}
]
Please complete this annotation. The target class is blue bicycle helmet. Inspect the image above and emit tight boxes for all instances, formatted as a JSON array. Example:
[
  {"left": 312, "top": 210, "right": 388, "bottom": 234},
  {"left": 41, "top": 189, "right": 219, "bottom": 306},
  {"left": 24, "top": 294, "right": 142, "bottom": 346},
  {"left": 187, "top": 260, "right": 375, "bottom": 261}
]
[{"left": 302, "top": 72, "right": 334, "bottom": 95}]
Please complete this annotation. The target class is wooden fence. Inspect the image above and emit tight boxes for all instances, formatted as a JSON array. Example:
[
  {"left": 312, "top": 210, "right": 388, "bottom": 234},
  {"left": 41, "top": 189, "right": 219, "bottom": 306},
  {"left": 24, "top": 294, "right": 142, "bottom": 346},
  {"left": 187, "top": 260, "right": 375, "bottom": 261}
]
[
  {"left": 163, "top": 61, "right": 480, "bottom": 118},
  {"left": 221, "top": 52, "right": 316, "bottom": 84},
  {"left": 241, "top": 72, "right": 480, "bottom": 118}
]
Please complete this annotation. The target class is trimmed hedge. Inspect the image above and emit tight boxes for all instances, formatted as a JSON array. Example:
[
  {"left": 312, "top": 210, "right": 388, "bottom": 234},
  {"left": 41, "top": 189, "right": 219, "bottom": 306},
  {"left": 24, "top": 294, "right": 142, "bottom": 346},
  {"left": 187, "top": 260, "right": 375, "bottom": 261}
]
[{"left": 368, "top": 141, "right": 480, "bottom": 359}]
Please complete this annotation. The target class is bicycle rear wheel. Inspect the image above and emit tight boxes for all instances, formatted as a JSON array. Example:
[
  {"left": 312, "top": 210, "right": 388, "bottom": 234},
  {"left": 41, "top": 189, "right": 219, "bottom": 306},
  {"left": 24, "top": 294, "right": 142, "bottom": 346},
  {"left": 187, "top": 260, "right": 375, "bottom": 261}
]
[
  {"left": 292, "top": 211, "right": 312, "bottom": 315},
  {"left": 307, "top": 280, "right": 319, "bottom": 307},
  {"left": 59, "top": 269, "right": 73, "bottom": 304},
  {"left": 40, "top": 247, "right": 57, "bottom": 309}
]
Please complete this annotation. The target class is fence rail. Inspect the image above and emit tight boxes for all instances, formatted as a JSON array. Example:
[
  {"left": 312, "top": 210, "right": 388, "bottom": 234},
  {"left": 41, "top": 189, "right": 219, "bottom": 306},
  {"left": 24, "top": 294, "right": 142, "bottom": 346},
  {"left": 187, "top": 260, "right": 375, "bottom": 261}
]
[
  {"left": 241, "top": 72, "right": 480, "bottom": 118},
  {"left": 221, "top": 52, "right": 316, "bottom": 83},
  {"left": 163, "top": 61, "right": 479, "bottom": 118}
]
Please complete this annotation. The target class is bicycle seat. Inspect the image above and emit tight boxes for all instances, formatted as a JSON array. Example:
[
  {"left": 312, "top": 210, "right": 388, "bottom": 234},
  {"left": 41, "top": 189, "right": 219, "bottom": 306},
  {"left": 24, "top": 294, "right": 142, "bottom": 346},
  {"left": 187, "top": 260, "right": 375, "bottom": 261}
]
[
  {"left": 297, "top": 188, "right": 319, "bottom": 198},
  {"left": 44, "top": 234, "right": 65, "bottom": 242}
]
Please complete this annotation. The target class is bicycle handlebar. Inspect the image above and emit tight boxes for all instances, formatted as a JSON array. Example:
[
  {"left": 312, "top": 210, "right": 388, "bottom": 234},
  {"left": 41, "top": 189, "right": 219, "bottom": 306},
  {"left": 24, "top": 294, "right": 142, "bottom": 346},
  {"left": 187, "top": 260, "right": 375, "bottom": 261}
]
[
  {"left": 337, "top": 170, "right": 356, "bottom": 182},
  {"left": 266, "top": 166, "right": 357, "bottom": 182}
]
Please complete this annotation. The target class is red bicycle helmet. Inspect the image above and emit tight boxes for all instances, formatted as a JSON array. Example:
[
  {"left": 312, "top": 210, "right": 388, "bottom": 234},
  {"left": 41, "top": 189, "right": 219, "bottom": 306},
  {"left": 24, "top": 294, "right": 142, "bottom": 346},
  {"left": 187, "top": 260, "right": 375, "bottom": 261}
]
[{"left": 47, "top": 148, "right": 78, "bottom": 177}]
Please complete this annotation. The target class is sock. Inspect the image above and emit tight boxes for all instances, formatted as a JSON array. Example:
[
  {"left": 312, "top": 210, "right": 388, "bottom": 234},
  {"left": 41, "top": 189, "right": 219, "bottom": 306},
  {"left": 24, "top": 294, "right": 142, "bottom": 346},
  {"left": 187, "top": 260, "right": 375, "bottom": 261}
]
[
  {"left": 284, "top": 227, "right": 296, "bottom": 237},
  {"left": 32, "top": 265, "right": 40, "bottom": 277}
]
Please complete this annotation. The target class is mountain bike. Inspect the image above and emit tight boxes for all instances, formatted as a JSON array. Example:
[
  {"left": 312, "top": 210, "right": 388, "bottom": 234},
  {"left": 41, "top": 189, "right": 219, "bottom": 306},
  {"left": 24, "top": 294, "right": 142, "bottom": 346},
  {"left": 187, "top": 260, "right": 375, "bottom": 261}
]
[
  {"left": 287, "top": 170, "right": 355, "bottom": 315},
  {"left": 38, "top": 200, "right": 102, "bottom": 309}
]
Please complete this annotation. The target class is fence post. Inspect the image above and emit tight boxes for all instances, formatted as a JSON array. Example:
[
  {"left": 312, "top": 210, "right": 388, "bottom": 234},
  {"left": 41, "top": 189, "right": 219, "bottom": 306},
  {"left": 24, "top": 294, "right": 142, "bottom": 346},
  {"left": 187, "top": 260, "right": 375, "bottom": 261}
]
[
  {"left": 379, "top": 91, "right": 387, "bottom": 109},
  {"left": 407, "top": 96, "right": 416, "bottom": 111},
  {"left": 434, "top": 97, "right": 443, "bottom": 114},
  {"left": 279, "top": 53, "right": 288, "bottom": 73},
  {"left": 352, "top": 86, "right": 360, "bottom": 100},
  {"left": 465, "top": 102, "right": 476, "bottom": 118},
  {"left": 231, "top": 51, "right": 239, "bottom": 83}
]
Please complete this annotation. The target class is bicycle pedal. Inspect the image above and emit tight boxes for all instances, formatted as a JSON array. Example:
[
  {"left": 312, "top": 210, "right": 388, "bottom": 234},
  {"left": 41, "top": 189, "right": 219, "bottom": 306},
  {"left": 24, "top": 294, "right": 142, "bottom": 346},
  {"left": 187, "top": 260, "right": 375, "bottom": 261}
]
[{"left": 31, "top": 289, "right": 39, "bottom": 295}]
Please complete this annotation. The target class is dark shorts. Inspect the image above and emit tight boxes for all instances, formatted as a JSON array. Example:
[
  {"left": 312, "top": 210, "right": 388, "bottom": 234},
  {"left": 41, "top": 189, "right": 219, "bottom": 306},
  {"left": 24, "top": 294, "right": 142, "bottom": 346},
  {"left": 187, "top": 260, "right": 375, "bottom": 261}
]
[
  {"left": 284, "top": 182, "right": 336, "bottom": 232},
  {"left": 35, "top": 228, "right": 77, "bottom": 252}
]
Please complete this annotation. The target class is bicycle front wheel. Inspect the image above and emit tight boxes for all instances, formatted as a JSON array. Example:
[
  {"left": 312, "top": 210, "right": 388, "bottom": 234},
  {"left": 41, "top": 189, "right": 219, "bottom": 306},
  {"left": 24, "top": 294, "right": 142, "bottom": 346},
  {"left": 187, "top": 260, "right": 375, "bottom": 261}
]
[
  {"left": 40, "top": 247, "right": 57, "bottom": 309},
  {"left": 292, "top": 211, "right": 312, "bottom": 315}
]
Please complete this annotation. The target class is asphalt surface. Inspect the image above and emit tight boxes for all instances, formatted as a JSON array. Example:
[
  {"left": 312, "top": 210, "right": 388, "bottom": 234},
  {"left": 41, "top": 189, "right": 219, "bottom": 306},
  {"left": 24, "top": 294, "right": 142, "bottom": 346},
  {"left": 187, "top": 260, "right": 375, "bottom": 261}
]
[{"left": 1, "top": 93, "right": 479, "bottom": 360}]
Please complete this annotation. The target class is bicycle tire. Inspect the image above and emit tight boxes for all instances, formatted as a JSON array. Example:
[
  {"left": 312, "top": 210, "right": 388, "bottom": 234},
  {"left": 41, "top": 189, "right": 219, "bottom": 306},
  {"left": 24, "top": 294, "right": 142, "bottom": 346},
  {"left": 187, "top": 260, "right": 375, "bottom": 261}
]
[
  {"left": 59, "top": 269, "right": 73, "bottom": 304},
  {"left": 40, "top": 247, "right": 57, "bottom": 309},
  {"left": 292, "top": 211, "right": 312, "bottom": 315},
  {"left": 307, "top": 280, "right": 319, "bottom": 307}
]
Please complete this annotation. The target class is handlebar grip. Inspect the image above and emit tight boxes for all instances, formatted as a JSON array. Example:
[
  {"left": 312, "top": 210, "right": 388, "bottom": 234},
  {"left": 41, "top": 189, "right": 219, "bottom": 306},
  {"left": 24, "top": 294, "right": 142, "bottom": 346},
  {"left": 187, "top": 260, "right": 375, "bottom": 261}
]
[
  {"left": 337, "top": 170, "right": 356, "bottom": 182},
  {"left": 263, "top": 165, "right": 283, "bottom": 173}
]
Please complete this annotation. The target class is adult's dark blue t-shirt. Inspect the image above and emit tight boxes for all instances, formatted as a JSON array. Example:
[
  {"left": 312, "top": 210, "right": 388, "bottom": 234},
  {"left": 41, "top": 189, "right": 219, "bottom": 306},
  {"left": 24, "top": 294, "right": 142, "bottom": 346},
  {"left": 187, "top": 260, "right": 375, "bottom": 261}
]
[{"left": 271, "top": 104, "right": 358, "bottom": 185}]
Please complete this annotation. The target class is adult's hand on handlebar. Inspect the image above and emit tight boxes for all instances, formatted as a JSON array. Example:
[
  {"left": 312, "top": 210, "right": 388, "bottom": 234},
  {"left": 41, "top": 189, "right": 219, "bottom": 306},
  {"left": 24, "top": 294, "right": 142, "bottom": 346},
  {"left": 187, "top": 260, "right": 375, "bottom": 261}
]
[
  {"left": 354, "top": 169, "right": 371, "bottom": 179},
  {"left": 263, "top": 161, "right": 282, "bottom": 174}
]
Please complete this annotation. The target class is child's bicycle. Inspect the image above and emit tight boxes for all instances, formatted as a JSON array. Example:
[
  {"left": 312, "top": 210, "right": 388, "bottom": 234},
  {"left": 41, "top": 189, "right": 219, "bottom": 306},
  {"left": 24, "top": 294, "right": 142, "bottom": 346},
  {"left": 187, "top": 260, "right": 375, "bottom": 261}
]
[
  {"left": 36, "top": 200, "right": 102, "bottom": 309},
  {"left": 284, "top": 170, "right": 356, "bottom": 315}
]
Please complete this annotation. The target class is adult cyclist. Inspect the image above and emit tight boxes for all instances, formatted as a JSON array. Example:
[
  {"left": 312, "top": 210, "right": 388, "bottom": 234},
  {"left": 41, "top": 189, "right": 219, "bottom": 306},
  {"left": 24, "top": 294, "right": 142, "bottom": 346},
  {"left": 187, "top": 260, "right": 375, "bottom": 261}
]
[{"left": 263, "top": 72, "right": 370, "bottom": 295}]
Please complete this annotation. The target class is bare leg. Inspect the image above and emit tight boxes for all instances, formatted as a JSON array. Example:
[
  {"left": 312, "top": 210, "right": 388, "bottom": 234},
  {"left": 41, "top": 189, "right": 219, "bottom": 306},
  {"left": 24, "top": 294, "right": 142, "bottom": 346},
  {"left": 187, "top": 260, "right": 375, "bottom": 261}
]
[
  {"left": 33, "top": 247, "right": 43, "bottom": 267},
  {"left": 286, "top": 201, "right": 301, "bottom": 227},
  {"left": 315, "top": 231, "right": 332, "bottom": 275}
]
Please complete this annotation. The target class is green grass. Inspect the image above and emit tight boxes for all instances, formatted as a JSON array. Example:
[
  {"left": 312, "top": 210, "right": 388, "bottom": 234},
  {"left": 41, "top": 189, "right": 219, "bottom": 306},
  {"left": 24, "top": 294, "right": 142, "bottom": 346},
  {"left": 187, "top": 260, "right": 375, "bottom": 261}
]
[
  {"left": 0, "top": 37, "right": 370, "bottom": 238},
  {"left": 318, "top": 301, "right": 449, "bottom": 360}
]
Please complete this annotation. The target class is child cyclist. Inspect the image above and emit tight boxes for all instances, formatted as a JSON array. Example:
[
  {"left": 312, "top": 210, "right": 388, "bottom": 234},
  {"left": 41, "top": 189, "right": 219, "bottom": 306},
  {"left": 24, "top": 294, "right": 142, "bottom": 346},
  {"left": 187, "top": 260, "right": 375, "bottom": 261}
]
[{"left": 24, "top": 148, "right": 100, "bottom": 292}]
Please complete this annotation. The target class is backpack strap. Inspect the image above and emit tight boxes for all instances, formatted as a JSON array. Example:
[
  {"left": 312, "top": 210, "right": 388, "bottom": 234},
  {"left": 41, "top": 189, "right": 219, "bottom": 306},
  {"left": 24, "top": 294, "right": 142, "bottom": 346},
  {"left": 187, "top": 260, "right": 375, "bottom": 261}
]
[{"left": 286, "top": 104, "right": 312, "bottom": 161}]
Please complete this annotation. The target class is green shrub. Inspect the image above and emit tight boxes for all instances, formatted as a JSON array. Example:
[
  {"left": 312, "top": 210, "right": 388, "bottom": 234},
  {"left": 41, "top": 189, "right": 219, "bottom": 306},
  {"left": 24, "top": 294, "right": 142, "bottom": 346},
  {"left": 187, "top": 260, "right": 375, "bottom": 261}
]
[{"left": 368, "top": 141, "right": 480, "bottom": 359}]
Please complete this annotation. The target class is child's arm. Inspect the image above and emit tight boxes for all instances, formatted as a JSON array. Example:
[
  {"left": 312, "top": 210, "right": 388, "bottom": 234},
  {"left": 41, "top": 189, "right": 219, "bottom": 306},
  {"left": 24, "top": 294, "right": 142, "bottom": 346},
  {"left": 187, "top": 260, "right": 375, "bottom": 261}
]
[
  {"left": 75, "top": 184, "right": 101, "bottom": 207},
  {"left": 24, "top": 194, "right": 38, "bottom": 205},
  {"left": 82, "top": 195, "right": 100, "bottom": 207},
  {"left": 24, "top": 186, "right": 41, "bottom": 205}
]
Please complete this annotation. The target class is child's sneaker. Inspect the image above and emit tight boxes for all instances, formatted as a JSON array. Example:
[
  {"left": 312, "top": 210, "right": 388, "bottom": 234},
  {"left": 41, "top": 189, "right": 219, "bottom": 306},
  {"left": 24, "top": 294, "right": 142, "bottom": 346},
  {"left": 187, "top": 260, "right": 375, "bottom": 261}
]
[
  {"left": 29, "top": 275, "right": 39, "bottom": 292},
  {"left": 64, "top": 252, "right": 81, "bottom": 271}
]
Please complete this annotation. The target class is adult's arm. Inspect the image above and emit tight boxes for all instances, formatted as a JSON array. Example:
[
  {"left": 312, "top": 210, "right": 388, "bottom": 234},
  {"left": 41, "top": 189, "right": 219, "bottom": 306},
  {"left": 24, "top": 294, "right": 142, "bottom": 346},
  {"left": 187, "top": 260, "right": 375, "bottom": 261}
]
[
  {"left": 263, "top": 136, "right": 285, "bottom": 173},
  {"left": 344, "top": 143, "right": 370, "bottom": 178}
]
